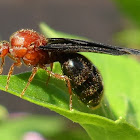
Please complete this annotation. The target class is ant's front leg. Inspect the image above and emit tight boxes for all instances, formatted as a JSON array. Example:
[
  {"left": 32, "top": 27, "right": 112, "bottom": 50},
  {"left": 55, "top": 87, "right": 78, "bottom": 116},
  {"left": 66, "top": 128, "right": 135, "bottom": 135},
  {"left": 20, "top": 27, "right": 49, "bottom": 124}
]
[
  {"left": 0, "top": 57, "right": 5, "bottom": 74},
  {"left": 6, "top": 58, "right": 22, "bottom": 91}
]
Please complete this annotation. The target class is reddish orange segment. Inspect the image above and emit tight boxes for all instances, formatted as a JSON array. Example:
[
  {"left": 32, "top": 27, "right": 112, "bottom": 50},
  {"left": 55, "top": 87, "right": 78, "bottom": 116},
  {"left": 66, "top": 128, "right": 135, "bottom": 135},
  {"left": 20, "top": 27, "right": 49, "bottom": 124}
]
[
  {"left": 10, "top": 29, "right": 47, "bottom": 49},
  {"left": 9, "top": 29, "right": 49, "bottom": 66}
]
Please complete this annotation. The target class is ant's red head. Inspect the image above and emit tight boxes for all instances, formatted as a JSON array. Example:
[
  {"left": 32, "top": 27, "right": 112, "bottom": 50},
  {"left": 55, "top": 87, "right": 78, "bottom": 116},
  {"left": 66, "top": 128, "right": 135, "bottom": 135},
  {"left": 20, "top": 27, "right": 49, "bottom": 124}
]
[
  {"left": 0, "top": 41, "right": 9, "bottom": 57},
  {"left": 0, "top": 41, "right": 9, "bottom": 58},
  {"left": 0, "top": 41, "right": 9, "bottom": 74},
  {"left": 9, "top": 29, "right": 47, "bottom": 58}
]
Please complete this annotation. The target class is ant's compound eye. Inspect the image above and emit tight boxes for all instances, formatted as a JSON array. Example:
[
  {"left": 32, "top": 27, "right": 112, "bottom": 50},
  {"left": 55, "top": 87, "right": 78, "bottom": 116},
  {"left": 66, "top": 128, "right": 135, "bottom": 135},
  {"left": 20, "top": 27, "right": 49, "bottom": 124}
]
[{"left": 0, "top": 41, "right": 9, "bottom": 57}]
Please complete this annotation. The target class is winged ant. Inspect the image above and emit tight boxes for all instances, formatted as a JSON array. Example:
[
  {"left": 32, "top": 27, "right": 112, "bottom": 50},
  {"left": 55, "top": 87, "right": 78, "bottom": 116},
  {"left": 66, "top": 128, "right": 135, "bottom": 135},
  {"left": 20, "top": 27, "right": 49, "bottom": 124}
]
[{"left": 0, "top": 29, "right": 140, "bottom": 110}]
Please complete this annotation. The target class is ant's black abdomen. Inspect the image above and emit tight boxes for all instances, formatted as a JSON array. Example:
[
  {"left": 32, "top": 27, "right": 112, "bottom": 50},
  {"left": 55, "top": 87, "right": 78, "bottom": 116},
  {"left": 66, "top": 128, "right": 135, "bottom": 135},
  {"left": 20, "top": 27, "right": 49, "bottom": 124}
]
[{"left": 59, "top": 53, "right": 103, "bottom": 108}]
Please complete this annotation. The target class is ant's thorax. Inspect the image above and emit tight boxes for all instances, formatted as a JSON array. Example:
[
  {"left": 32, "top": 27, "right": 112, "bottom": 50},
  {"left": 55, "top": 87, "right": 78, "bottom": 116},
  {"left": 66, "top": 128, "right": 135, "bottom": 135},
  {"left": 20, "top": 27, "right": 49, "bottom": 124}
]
[{"left": 8, "top": 29, "right": 50, "bottom": 66}]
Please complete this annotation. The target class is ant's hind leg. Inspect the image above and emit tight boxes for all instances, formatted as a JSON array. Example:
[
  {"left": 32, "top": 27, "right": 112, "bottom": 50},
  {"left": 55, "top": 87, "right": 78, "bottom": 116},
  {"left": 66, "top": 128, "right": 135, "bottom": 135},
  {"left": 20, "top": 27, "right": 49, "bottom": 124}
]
[
  {"left": 6, "top": 58, "right": 22, "bottom": 91},
  {"left": 44, "top": 68, "right": 73, "bottom": 110},
  {"left": 20, "top": 67, "right": 38, "bottom": 97}
]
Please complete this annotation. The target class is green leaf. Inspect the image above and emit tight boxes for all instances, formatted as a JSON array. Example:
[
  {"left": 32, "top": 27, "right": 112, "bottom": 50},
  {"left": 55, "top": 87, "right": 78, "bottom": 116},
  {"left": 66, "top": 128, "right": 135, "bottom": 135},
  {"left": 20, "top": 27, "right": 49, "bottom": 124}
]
[
  {"left": 113, "top": 0, "right": 140, "bottom": 27},
  {"left": 0, "top": 22, "right": 140, "bottom": 139}
]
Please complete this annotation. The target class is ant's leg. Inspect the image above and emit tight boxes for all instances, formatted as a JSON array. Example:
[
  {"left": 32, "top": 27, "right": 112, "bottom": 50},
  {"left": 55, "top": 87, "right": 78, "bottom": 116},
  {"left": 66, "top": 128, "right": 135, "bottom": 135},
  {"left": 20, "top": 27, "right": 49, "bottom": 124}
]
[
  {"left": 46, "top": 63, "right": 53, "bottom": 85},
  {"left": 6, "top": 58, "right": 22, "bottom": 91},
  {"left": 44, "top": 68, "right": 73, "bottom": 110},
  {"left": 0, "top": 57, "right": 4, "bottom": 74},
  {"left": 20, "top": 67, "right": 38, "bottom": 97}
]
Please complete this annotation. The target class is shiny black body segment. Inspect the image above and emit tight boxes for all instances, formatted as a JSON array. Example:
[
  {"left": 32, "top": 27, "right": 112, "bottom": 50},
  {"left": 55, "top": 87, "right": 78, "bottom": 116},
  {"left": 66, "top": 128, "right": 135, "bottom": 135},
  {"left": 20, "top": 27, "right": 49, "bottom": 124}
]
[{"left": 58, "top": 53, "right": 103, "bottom": 107}]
